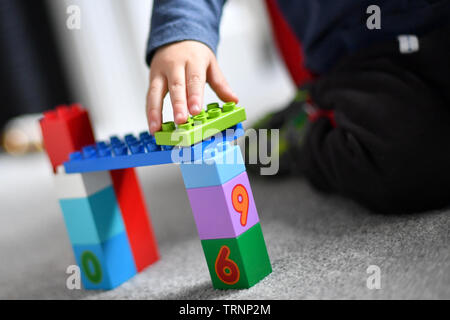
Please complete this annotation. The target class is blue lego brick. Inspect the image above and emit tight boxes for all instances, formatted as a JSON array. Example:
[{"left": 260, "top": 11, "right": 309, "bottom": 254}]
[
  {"left": 59, "top": 186, "right": 125, "bottom": 245},
  {"left": 72, "top": 231, "right": 137, "bottom": 290},
  {"left": 63, "top": 123, "right": 244, "bottom": 173},
  {"left": 180, "top": 141, "right": 246, "bottom": 189}
]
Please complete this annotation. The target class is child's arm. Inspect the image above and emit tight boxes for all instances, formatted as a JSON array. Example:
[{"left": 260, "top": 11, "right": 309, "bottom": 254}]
[{"left": 145, "top": 0, "right": 238, "bottom": 134}]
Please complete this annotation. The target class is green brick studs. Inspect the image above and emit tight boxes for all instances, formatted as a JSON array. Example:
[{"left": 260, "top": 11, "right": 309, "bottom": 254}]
[
  {"left": 207, "top": 108, "right": 221, "bottom": 119},
  {"left": 193, "top": 111, "right": 208, "bottom": 124},
  {"left": 207, "top": 102, "right": 220, "bottom": 110},
  {"left": 222, "top": 102, "right": 235, "bottom": 112},
  {"left": 178, "top": 122, "right": 192, "bottom": 131},
  {"left": 161, "top": 121, "right": 176, "bottom": 132},
  {"left": 154, "top": 102, "right": 246, "bottom": 147}
]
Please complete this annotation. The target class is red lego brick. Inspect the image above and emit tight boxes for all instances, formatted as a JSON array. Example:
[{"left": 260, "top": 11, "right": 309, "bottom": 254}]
[
  {"left": 110, "top": 168, "right": 159, "bottom": 272},
  {"left": 40, "top": 104, "right": 95, "bottom": 172}
]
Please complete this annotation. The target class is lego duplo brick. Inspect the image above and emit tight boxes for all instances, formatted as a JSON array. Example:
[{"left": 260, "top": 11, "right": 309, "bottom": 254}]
[
  {"left": 180, "top": 141, "right": 246, "bottom": 189},
  {"left": 154, "top": 102, "right": 246, "bottom": 147},
  {"left": 39, "top": 104, "right": 95, "bottom": 172},
  {"left": 186, "top": 171, "right": 259, "bottom": 240},
  {"left": 72, "top": 231, "right": 137, "bottom": 290},
  {"left": 59, "top": 185, "right": 126, "bottom": 245},
  {"left": 175, "top": 123, "right": 245, "bottom": 165},
  {"left": 54, "top": 166, "right": 112, "bottom": 199},
  {"left": 110, "top": 168, "right": 159, "bottom": 272},
  {"left": 64, "top": 132, "right": 174, "bottom": 173},
  {"left": 201, "top": 223, "right": 272, "bottom": 289},
  {"left": 63, "top": 123, "right": 244, "bottom": 173}
]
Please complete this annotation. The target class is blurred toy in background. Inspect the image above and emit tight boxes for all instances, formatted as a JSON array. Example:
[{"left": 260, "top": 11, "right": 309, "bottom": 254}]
[{"left": 1, "top": 114, "right": 43, "bottom": 155}]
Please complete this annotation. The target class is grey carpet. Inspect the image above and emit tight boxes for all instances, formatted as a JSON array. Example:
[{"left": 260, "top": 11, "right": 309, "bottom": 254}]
[{"left": 0, "top": 152, "right": 449, "bottom": 299}]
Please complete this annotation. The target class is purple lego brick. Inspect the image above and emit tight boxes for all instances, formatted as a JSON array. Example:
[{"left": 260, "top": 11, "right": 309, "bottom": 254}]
[{"left": 186, "top": 171, "right": 259, "bottom": 240}]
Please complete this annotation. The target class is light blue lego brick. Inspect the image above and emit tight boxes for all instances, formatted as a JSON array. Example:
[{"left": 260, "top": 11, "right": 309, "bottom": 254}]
[
  {"left": 59, "top": 186, "right": 125, "bottom": 245},
  {"left": 180, "top": 141, "right": 246, "bottom": 189},
  {"left": 63, "top": 123, "right": 244, "bottom": 173},
  {"left": 72, "top": 231, "right": 137, "bottom": 290}
]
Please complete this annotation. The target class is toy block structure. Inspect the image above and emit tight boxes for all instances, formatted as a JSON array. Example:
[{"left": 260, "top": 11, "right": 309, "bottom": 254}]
[
  {"left": 63, "top": 124, "right": 244, "bottom": 173},
  {"left": 40, "top": 104, "right": 159, "bottom": 290},
  {"left": 41, "top": 102, "right": 271, "bottom": 291},
  {"left": 155, "top": 102, "right": 246, "bottom": 146},
  {"left": 55, "top": 167, "right": 137, "bottom": 289},
  {"left": 180, "top": 141, "right": 272, "bottom": 289}
]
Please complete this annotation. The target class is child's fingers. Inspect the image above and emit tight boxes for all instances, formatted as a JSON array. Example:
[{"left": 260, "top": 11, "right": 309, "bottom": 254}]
[
  {"left": 186, "top": 62, "right": 206, "bottom": 115},
  {"left": 146, "top": 75, "right": 168, "bottom": 134},
  {"left": 167, "top": 66, "right": 189, "bottom": 124},
  {"left": 207, "top": 59, "right": 239, "bottom": 103}
]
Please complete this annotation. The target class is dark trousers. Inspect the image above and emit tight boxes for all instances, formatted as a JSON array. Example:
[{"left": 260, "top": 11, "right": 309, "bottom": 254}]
[
  {"left": 0, "top": 0, "right": 72, "bottom": 130},
  {"left": 301, "top": 25, "right": 450, "bottom": 213}
]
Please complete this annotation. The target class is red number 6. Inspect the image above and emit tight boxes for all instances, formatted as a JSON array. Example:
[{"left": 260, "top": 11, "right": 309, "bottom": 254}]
[{"left": 215, "top": 245, "right": 240, "bottom": 285}]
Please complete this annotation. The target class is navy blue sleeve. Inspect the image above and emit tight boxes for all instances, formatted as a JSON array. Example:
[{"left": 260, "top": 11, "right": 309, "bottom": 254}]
[
  {"left": 276, "top": 0, "right": 449, "bottom": 74},
  {"left": 146, "top": 0, "right": 227, "bottom": 65}
]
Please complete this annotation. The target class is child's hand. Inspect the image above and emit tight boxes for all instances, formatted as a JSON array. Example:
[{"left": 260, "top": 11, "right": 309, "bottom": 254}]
[{"left": 146, "top": 40, "right": 239, "bottom": 134}]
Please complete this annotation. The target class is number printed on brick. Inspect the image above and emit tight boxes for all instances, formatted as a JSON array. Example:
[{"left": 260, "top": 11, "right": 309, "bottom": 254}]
[
  {"left": 232, "top": 184, "right": 249, "bottom": 227},
  {"left": 81, "top": 251, "right": 102, "bottom": 284},
  {"left": 214, "top": 245, "right": 240, "bottom": 285}
]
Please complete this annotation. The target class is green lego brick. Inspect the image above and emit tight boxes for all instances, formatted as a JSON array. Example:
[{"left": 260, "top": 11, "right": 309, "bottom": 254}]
[
  {"left": 154, "top": 102, "right": 246, "bottom": 147},
  {"left": 201, "top": 223, "right": 272, "bottom": 289}
]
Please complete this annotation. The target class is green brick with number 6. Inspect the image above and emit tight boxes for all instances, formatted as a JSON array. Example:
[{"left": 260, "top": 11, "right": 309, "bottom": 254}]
[{"left": 200, "top": 223, "right": 272, "bottom": 289}]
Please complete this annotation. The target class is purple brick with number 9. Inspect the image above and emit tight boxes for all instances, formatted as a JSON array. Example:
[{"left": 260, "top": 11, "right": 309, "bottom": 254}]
[{"left": 186, "top": 171, "right": 260, "bottom": 240}]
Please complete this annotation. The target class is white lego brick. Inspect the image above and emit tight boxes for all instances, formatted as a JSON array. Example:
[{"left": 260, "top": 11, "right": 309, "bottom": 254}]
[{"left": 54, "top": 166, "right": 112, "bottom": 199}]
